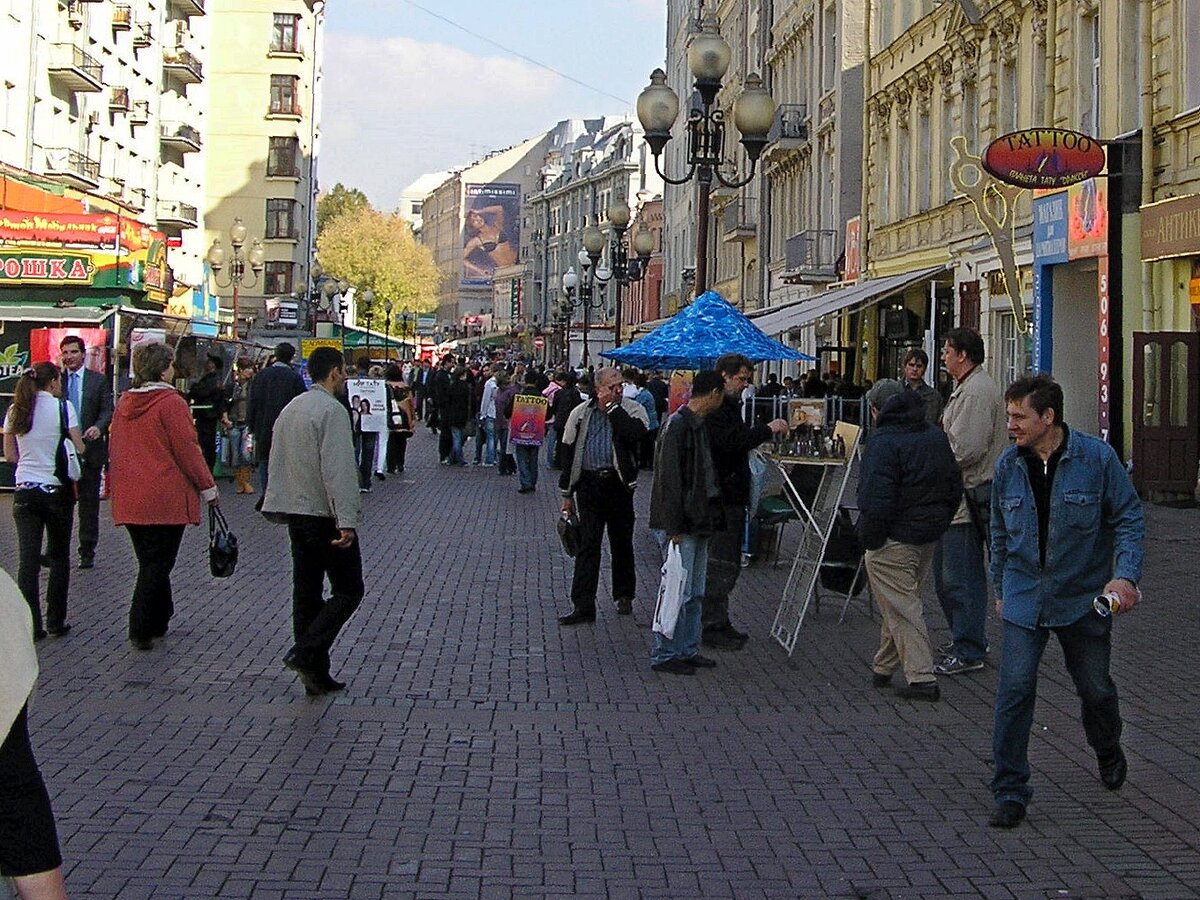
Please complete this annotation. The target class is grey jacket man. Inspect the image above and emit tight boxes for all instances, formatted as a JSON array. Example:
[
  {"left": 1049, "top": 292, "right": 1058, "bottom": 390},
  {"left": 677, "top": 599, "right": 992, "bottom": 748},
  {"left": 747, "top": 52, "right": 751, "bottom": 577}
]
[
  {"left": 942, "top": 365, "right": 1007, "bottom": 524},
  {"left": 261, "top": 385, "right": 361, "bottom": 529}
]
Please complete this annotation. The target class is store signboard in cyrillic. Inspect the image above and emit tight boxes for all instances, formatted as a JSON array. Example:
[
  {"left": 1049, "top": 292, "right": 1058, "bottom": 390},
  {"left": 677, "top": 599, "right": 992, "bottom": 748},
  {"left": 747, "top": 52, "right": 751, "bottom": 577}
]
[
  {"left": 1141, "top": 193, "right": 1200, "bottom": 262},
  {"left": 0, "top": 251, "right": 94, "bottom": 284}
]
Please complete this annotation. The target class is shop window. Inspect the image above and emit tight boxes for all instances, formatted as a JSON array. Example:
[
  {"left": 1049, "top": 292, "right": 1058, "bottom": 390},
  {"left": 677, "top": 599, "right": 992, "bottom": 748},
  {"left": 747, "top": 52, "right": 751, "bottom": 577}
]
[
  {"left": 1170, "top": 340, "right": 1189, "bottom": 426},
  {"left": 1142, "top": 343, "right": 1161, "bottom": 427},
  {"left": 995, "top": 310, "right": 1030, "bottom": 389}
]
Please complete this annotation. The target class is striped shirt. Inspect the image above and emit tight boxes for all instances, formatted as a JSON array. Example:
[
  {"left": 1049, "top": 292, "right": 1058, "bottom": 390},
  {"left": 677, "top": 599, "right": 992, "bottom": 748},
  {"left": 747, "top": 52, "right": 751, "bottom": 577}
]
[{"left": 581, "top": 406, "right": 613, "bottom": 470}]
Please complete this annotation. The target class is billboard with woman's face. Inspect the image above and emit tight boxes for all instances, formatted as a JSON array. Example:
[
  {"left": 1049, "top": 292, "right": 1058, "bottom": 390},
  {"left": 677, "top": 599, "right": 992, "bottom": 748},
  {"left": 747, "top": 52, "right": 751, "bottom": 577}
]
[{"left": 462, "top": 183, "right": 520, "bottom": 287}]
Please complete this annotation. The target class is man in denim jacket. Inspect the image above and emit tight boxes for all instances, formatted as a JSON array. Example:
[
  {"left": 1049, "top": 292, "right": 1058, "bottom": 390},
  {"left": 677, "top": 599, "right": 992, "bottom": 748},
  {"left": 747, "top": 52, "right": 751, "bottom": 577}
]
[{"left": 987, "top": 375, "right": 1143, "bottom": 829}]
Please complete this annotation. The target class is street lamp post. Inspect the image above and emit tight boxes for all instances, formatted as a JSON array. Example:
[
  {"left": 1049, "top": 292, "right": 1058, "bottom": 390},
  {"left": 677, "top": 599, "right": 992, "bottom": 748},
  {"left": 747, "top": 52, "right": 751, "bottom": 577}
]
[
  {"left": 384, "top": 300, "right": 394, "bottom": 361},
  {"left": 636, "top": 15, "right": 776, "bottom": 296},
  {"left": 561, "top": 234, "right": 610, "bottom": 368},
  {"left": 361, "top": 289, "right": 376, "bottom": 362},
  {"left": 604, "top": 202, "right": 655, "bottom": 348},
  {"left": 207, "top": 217, "right": 265, "bottom": 339}
]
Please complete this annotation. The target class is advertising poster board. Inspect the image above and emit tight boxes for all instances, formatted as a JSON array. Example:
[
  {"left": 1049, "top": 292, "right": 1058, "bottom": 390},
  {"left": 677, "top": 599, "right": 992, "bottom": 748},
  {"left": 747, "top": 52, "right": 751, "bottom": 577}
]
[
  {"left": 509, "top": 394, "right": 548, "bottom": 446},
  {"left": 30, "top": 327, "right": 108, "bottom": 373},
  {"left": 461, "top": 183, "right": 521, "bottom": 287},
  {"left": 668, "top": 370, "right": 694, "bottom": 415},
  {"left": 345, "top": 378, "right": 387, "bottom": 433},
  {"left": 788, "top": 398, "right": 825, "bottom": 429}
]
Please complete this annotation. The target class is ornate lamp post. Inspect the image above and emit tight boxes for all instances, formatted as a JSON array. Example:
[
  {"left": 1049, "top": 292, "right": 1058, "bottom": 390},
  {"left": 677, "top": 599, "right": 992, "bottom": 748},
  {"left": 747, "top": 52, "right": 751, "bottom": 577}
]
[
  {"left": 604, "top": 202, "right": 655, "bottom": 348},
  {"left": 206, "top": 217, "right": 265, "bottom": 339},
  {"left": 561, "top": 231, "right": 611, "bottom": 367},
  {"left": 383, "top": 299, "right": 394, "bottom": 361},
  {"left": 361, "top": 289, "right": 376, "bottom": 361},
  {"left": 636, "top": 15, "right": 776, "bottom": 296}
]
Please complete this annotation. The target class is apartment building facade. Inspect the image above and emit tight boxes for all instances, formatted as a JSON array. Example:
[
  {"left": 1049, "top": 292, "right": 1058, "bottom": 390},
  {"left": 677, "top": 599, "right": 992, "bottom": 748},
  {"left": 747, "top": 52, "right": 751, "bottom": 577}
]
[{"left": 203, "top": 0, "right": 323, "bottom": 334}]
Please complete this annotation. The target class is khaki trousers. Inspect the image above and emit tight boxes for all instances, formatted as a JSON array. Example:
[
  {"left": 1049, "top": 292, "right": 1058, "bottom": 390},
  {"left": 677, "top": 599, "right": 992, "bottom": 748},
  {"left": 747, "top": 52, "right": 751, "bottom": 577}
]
[{"left": 865, "top": 539, "right": 937, "bottom": 685}]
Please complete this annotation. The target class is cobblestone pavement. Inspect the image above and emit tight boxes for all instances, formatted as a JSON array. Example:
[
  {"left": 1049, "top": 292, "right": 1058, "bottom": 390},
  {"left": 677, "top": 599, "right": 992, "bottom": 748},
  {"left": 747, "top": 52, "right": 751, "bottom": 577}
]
[{"left": 5, "top": 427, "right": 1199, "bottom": 899}]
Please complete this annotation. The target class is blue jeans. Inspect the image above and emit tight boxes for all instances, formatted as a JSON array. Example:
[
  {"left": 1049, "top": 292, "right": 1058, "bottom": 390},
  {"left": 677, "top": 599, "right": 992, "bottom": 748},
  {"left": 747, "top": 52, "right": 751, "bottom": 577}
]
[
  {"left": 992, "top": 611, "right": 1121, "bottom": 806},
  {"left": 651, "top": 535, "right": 709, "bottom": 665},
  {"left": 934, "top": 523, "right": 989, "bottom": 661},
  {"left": 544, "top": 427, "right": 558, "bottom": 467},
  {"left": 477, "top": 417, "right": 496, "bottom": 465},
  {"left": 514, "top": 444, "right": 539, "bottom": 489},
  {"left": 448, "top": 426, "right": 466, "bottom": 465}
]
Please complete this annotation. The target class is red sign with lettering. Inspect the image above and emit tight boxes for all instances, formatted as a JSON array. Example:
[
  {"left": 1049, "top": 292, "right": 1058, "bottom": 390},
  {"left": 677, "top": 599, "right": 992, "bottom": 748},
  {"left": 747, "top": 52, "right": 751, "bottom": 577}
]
[{"left": 982, "top": 129, "right": 1106, "bottom": 190}]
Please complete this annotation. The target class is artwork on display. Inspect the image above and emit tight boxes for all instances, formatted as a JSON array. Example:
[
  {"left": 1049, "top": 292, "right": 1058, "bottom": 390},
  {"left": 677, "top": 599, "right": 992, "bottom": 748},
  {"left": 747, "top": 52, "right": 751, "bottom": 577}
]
[
  {"left": 461, "top": 183, "right": 521, "bottom": 287},
  {"left": 788, "top": 398, "right": 825, "bottom": 429},
  {"left": 30, "top": 328, "right": 108, "bottom": 373},
  {"left": 667, "top": 371, "right": 693, "bottom": 415},
  {"left": 509, "top": 394, "right": 548, "bottom": 446},
  {"left": 345, "top": 378, "right": 387, "bottom": 433}
]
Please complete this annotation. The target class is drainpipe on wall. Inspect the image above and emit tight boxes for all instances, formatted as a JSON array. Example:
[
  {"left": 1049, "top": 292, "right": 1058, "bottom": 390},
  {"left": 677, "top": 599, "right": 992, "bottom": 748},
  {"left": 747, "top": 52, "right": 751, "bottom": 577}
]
[{"left": 1140, "top": 0, "right": 1155, "bottom": 333}]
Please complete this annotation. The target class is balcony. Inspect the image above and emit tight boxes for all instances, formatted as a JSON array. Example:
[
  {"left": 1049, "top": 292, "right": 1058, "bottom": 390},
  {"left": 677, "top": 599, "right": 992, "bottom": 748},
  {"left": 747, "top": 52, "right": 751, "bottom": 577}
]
[
  {"left": 112, "top": 4, "right": 132, "bottom": 29},
  {"left": 129, "top": 99, "right": 149, "bottom": 125},
  {"left": 783, "top": 229, "right": 839, "bottom": 284},
  {"left": 159, "top": 121, "right": 201, "bottom": 152},
  {"left": 168, "top": 0, "right": 205, "bottom": 16},
  {"left": 47, "top": 43, "right": 103, "bottom": 93},
  {"left": 127, "top": 186, "right": 147, "bottom": 209},
  {"left": 721, "top": 197, "right": 757, "bottom": 244},
  {"left": 156, "top": 199, "right": 198, "bottom": 229},
  {"left": 43, "top": 148, "right": 101, "bottom": 190},
  {"left": 109, "top": 86, "right": 130, "bottom": 112},
  {"left": 162, "top": 47, "right": 203, "bottom": 84},
  {"left": 132, "top": 21, "right": 152, "bottom": 47},
  {"left": 767, "top": 103, "right": 809, "bottom": 151}
]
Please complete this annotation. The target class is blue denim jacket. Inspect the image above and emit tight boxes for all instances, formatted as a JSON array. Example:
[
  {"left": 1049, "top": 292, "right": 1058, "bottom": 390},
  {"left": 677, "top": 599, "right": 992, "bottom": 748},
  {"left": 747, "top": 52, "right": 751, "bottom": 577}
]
[{"left": 989, "top": 427, "right": 1144, "bottom": 628}]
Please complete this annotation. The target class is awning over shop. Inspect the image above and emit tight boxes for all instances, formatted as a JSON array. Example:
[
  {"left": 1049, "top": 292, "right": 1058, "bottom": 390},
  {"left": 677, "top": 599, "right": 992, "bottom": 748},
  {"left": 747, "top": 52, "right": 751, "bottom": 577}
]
[
  {"left": 750, "top": 265, "right": 950, "bottom": 336},
  {"left": 330, "top": 323, "right": 415, "bottom": 352},
  {"left": 0, "top": 304, "right": 115, "bottom": 324}
]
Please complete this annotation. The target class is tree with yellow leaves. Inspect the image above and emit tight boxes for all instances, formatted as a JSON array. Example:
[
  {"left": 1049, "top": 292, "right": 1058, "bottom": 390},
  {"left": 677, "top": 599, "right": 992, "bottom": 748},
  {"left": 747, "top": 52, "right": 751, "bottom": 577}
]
[{"left": 316, "top": 206, "right": 441, "bottom": 331}]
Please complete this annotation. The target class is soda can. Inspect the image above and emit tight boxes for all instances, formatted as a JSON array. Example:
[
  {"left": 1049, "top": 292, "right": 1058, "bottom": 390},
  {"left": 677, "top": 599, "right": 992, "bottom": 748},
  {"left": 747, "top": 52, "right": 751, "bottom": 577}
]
[{"left": 1093, "top": 592, "right": 1121, "bottom": 617}]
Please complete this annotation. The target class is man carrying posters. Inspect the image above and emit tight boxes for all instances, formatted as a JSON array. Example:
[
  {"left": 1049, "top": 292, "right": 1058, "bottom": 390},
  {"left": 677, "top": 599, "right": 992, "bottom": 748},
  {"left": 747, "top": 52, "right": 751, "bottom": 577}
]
[{"left": 505, "top": 371, "right": 548, "bottom": 494}]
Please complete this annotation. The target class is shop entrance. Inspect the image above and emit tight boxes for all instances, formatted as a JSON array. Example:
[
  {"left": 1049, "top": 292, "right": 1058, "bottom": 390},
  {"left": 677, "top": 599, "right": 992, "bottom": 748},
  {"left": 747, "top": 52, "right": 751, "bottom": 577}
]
[
  {"left": 1132, "top": 332, "right": 1199, "bottom": 495},
  {"left": 1050, "top": 261, "right": 1100, "bottom": 432}
]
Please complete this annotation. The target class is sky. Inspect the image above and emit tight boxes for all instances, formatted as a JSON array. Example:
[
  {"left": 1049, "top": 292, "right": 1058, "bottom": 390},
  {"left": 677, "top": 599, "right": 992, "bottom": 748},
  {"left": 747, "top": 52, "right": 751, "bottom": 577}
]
[{"left": 319, "top": 0, "right": 668, "bottom": 211}]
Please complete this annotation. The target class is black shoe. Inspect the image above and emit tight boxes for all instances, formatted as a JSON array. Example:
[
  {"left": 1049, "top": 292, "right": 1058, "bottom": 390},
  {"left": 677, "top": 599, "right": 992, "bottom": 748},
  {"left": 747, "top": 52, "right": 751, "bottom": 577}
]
[
  {"left": 375, "top": 472, "right": 385, "bottom": 482},
  {"left": 558, "top": 609, "right": 596, "bottom": 626},
  {"left": 78, "top": 557, "right": 94, "bottom": 570},
  {"left": 896, "top": 681, "right": 940, "bottom": 702},
  {"left": 517, "top": 487, "right": 534, "bottom": 494},
  {"left": 683, "top": 654, "right": 717, "bottom": 669},
  {"left": 988, "top": 800, "right": 1026, "bottom": 829},
  {"left": 872, "top": 671, "right": 893, "bottom": 688},
  {"left": 130, "top": 636, "right": 154, "bottom": 651},
  {"left": 702, "top": 629, "right": 746, "bottom": 651},
  {"left": 615, "top": 597, "right": 633, "bottom": 615},
  {"left": 39, "top": 555, "right": 53, "bottom": 568},
  {"left": 1098, "top": 746, "right": 1127, "bottom": 790},
  {"left": 317, "top": 673, "right": 346, "bottom": 692},
  {"left": 47, "top": 623, "right": 71, "bottom": 638},
  {"left": 651, "top": 658, "right": 696, "bottom": 676},
  {"left": 282, "top": 649, "right": 323, "bottom": 694},
  {"left": 33, "top": 628, "right": 47, "bottom": 643},
  {"left": 720, "top": 622, "right": 749, "bottom": 642}
]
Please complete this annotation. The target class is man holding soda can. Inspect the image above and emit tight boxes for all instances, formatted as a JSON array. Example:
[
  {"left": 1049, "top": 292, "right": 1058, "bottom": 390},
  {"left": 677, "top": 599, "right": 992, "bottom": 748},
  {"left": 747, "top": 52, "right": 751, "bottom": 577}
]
[{"left": 987, "top": 375, "right": 1144, "bottom": 829}]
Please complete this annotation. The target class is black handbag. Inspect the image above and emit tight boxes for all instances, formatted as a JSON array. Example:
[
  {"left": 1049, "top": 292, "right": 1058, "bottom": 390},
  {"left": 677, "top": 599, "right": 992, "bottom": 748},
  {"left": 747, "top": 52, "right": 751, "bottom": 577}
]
[
  {"left": 556, "top": 509, "right": 582, "bottom": 558},
  {"left": 208, "top": 505, "right": 239, "bottom": 578}
]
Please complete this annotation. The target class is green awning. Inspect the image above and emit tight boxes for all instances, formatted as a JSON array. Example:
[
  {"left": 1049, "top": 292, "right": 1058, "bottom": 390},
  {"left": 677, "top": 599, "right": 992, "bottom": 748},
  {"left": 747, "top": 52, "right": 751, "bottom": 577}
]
[{"left": 331, "top": 324, "right": 415, "bottom": 350}]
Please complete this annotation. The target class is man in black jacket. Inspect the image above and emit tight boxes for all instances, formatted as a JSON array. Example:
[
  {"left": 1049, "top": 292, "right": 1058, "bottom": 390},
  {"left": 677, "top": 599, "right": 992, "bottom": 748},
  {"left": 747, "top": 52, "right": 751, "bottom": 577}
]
[
  {"left": 648, "top": 370, "right": 726, "bottom": 674},
  {"left": 557, "top": 367, "right": 648, "bottom": 624},
  {"left": 857, "top": 379, "right": 962, "bottom": 702},
  {"left": 703, "top": 354, "right": 788, "bottom": 649},
  {"left": 248, "top": 342, "right": 306, "bottom": 492}
]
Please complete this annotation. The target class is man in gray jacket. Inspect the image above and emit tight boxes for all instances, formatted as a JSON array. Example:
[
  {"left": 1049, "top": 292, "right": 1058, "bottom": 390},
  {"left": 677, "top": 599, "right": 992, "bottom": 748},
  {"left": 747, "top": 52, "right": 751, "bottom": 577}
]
[
  {"left": 262, "top": 347, "right": 363, "bottom": 697},
  {"left": 934, "top": 327, "right": 1008, "bottom": 675}
]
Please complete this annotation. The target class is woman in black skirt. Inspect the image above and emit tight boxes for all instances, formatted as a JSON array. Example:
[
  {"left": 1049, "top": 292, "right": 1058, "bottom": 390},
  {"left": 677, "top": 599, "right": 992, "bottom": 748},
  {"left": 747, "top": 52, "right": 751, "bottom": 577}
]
[{"left": 1, "top": 568, "right": 67, "bottom": 899}]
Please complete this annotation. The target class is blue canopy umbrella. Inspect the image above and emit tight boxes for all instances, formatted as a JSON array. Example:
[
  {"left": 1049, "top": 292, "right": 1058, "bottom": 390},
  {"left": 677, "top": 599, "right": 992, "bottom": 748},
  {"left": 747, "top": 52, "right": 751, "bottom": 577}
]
[{"left": 601, "top": 291, "right": 813, "bottom": 370}]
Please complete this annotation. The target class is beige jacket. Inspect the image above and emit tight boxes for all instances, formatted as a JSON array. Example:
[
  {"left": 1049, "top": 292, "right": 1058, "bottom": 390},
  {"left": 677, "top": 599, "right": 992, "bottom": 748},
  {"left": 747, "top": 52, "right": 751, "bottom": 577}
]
[
  {"left": 262, "top": 385, "right": 361, "bottom": 529},
  {"left": 942, "top": 365, "right": 1008, "bottom": 524},
  {"left": 0, "top": 567, "right": 38, "bottom": 742}
]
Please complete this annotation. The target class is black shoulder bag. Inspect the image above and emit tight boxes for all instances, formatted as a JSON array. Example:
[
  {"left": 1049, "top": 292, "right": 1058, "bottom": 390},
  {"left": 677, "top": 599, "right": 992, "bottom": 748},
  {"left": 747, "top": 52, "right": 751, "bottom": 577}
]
[{"left": 208, "top": 505, "right": 239, "bottom": 577}]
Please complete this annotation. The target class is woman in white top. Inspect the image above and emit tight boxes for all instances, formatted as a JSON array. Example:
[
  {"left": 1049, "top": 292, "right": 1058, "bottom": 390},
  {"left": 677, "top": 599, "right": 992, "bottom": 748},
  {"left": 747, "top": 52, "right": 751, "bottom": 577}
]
[{"left": 2, "top": 362, "right": 84, "bottom": 641}]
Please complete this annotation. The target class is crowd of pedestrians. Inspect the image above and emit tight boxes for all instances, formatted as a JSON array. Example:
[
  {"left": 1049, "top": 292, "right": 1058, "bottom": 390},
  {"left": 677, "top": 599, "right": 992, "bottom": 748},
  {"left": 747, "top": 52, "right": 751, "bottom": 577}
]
[{"left": 0, "top": 323, "right": 1151, "bottom": 891}]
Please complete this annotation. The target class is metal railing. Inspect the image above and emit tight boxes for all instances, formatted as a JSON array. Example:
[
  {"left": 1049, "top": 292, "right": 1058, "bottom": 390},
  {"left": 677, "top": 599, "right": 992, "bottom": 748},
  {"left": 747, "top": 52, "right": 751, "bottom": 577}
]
[
  {"left": 784, "top": 229, "right": 839, "bottom": 281},
  {"left": 160, "top": 122, "right": 202, "bottom": 148},
  {"left": 44, "top": 147, "right": 100, "bottom": 183},
  {"left": 770, "top": 103, "right": 809, "bottom": 143},
  {"left": 49, "top": 43, "right": 103, "bottom": 85}
]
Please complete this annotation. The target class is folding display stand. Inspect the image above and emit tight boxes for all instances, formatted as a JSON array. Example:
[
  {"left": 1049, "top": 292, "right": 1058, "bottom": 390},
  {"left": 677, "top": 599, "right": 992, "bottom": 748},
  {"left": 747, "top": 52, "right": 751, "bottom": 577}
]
[{"left": 768, "top": 421, "right": 862, "bottom": 655}]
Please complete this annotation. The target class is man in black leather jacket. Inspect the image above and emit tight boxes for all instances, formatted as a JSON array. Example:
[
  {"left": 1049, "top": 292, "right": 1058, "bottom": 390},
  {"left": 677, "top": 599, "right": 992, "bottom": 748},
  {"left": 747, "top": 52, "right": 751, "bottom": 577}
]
[{"left": 857, "top": 379, "right": 962, "bottom": 702}]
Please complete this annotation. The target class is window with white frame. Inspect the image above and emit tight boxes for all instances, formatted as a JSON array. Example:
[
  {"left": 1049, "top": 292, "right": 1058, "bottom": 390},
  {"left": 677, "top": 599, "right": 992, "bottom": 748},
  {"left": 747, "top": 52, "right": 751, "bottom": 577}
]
[
  {"left": 1079, "top": 13, "right": 1100, "bottom": 134},
  {"left": 994, "top": 309, "right": 1030, "bottom": 389},
  {"left": 822, "top": 3, "right": 836, "bottom": 93},
  {"left": 1188, "top": 0, "right": 1200, "bottom": 111},
  {"left": 918, "top": 105, "right": 931, "bottom": 211}
]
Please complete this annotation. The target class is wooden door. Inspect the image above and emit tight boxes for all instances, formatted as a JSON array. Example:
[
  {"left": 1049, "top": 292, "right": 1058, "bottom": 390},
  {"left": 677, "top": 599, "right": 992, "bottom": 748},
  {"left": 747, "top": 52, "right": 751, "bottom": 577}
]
[{"left": 1132, "top": 332, "right": 1200, "bottom": 494}]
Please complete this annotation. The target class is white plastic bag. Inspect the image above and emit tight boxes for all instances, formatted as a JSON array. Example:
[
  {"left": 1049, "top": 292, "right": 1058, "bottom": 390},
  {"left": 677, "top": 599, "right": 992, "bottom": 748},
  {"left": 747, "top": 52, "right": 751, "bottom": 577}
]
[{"left": 652, "top": 541, "right": 690, "bottom": 639}]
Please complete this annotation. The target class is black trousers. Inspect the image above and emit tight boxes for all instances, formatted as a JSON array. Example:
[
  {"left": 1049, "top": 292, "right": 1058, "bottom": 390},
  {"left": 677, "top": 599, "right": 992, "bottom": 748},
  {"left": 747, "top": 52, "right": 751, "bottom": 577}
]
[
  {"left": 386, "top": 431, "right": 409, "bottom": 472},
  {"left": 437, "top": 410, "right": 453, "bottom": 460},
  {"left": 76, "top": 462, "right": 102, "bottom": 560},
  {"left": 286, "top": 515, "right": 364, "bottom": 676},
  {"left": 355, "top": 431, "right": 378, "bottom": 489},
  {"left": 126, "top": 524, "right": 185, "bottom": 641},
  {"left": 12, "top": 487, "right": 75, "bottom": 633},
  {"left": 196, "top": 418, "right": 218, "bottom": 470},
  {"left": 702, "top": 502, "right": 747, "bottom": 631},
  {"left": 0, "top": 706, "right": 62, "bottom": 878},
  {"left": 569, "top": 471, "right": 636, "bottom": 612}
]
